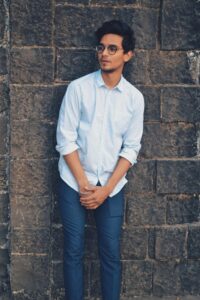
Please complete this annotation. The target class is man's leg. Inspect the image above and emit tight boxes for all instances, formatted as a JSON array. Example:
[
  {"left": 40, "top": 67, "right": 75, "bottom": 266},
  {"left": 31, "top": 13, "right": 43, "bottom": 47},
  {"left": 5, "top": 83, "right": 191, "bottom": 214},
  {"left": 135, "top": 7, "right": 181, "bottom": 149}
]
[
  {"left": 94, "top": 188, "right": 124, "bottom": 300},
  {"left": 57, "top": 177, "right": 86, "bottom": 300}
]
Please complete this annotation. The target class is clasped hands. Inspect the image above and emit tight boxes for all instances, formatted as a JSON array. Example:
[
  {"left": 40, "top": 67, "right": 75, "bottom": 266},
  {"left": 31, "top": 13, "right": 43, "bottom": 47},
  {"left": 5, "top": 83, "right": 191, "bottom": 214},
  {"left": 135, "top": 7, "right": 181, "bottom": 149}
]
[{"left": 79, "top": 184, "right": 111, "bottom": 210}]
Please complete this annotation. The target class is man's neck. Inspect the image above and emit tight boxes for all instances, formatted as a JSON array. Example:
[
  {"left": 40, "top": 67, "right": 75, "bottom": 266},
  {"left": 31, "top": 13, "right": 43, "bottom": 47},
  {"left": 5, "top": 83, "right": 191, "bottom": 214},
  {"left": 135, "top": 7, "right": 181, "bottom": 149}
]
[{"left": 101, "top": 70, "right": 123, "bottom": 89}]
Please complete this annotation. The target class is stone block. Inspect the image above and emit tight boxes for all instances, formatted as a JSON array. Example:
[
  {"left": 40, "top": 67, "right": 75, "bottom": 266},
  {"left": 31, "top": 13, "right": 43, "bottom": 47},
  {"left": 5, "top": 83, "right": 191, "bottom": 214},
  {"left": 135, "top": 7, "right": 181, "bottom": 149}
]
[
  {"left": 141, "top": 123, "right": 197, "bottom": 158},
  {"left": 140, "top": 0, "right": 161, "bottom": 8},
  {"left": 126, "top": 160, "right": 156, "bottom": 194},
  {"left": 122, "top": 260, "right": 153, "bottom": 296},
  {"left": 124, "top": 50, "right": 149, "bottom": 85},
  {"left": 155, "top": 227, "right": 186, "bottom": 259},
  {"left": 10, "top": 0, "right": 52, "bottom": 46},
  {"left": 126, "top": 193, "right": 166, "bottom": 226},
  {"left": 153, "top": 260, "right": 181, "bottom": 296},
  {"left": 85, "top": 226, "right": 98, "bottom": 259},
  {"left": 157, "top": 160, "right": 200, "bottom": 194},
  {"left": 121, "top": 227, "right": 148, "bottom": 259},
  {"left": 0, "top": 194, "right": 9, "bottom": 223},
  {"left": 11, "top": 228, "right": 50, "bottom": 254},
  {"left": 161, "top": 0, "right": 200, "bottom": 50},
  {"left": 138, "top": 86, "right": 160, "bottom": 122},
  {"left": 11, "top": 255, "right": 49, "bottom": 291},
  {"left": 10, "top": 85, "right": 63, "bottom": 123},
  {"left": 11, "top": 195, "right": 51, "bottom": 228},
  {"left": 161, "top": 87, "right": 200, "bottom": 123},
  {"left": 56, "top": 49, "right": 97, "bottom": 82},
  {"left": 10, "top": 159, "right": 52, "bottom": 197},
  {"left": 149, "top": 51, "right": 194, "bottom": 84},
  {"left": 187, "top": 226, "right": 200, "bottom": 259},
  {"left": 89, "top": 261, "right": 101, "bottom": 297},
  {"left": 0, "top": 0, "right": 5, "bottom": 43},
  {"left": 51, "top": 226, "right": 63, "bottom": 260},
  {"left": 0, "top": 249, "right": 9, "bottom": 265},
  {"left": 0, "top": 83, "right": 9, "bottom": 114},
  {"left": 0, "top": 224, "right": 8, "bottom": 247},
  {"left": 10, "top": 47, "right": 53, "bottom": 83},
  {"left": 55, "top": 6, "right": 158, "bottom": 50},
  {"left": 0, "top": 114, "right": 8, "bottom": 155},
  {"left": 0, "top": 47, "right": 7, "bottom": 75},
  {"left": 13, "top": 292, "right": 49, "bottom": 300},
  {"left": 56, "top": 0, "right": 88, "bottom": 3},
  {"left": 0, "top": 158, "right": 7, "bottom": 191},
  {"left": 180, "top": 260, "right": 200, "bottom": 294},
  {"left": 52, "top": 262, "right": 64, "bottom": 289},
  {"left": 11, "top": 120, "right": 56, "bottom": 159},
  {"left": 166, "top": 194, "right": 199, "bottom": 225}
]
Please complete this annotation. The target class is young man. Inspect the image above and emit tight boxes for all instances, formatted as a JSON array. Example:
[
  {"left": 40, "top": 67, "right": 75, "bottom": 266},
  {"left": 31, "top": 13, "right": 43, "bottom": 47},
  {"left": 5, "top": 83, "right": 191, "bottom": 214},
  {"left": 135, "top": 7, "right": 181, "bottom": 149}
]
[{"left": 56, "top": 20, "right": 144, "bottom": 300}]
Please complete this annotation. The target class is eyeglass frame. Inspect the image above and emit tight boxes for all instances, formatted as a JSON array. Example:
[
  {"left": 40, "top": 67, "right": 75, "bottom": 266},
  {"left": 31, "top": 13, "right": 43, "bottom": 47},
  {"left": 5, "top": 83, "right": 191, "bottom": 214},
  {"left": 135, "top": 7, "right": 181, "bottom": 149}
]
[{"left": 95, "top": 44, "right": 124, "bottom": 55}]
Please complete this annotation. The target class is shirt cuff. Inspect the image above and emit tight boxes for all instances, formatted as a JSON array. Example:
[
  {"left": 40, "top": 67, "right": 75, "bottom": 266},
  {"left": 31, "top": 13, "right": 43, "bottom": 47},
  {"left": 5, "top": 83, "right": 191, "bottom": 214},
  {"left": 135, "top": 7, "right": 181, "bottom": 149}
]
[
  {"left": 119, "top": 149, "right": 138, "bottom": 166},
  {"left": 55, "top": 143, "right": 79, "bottom": 156}
]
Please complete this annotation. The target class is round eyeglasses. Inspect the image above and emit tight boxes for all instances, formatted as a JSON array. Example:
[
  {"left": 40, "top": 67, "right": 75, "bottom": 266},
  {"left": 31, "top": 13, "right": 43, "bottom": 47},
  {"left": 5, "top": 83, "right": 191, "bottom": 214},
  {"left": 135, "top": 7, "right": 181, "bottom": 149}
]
[{"left": 95, "top": 44, "right": 124, "bottom": 55}]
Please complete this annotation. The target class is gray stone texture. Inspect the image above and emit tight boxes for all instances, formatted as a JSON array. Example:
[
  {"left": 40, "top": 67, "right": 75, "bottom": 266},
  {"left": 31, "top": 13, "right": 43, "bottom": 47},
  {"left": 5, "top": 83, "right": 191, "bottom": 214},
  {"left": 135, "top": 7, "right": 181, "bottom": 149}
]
[
  {"left": 0, "top": 0, "right": 199, "bottom": 299},
  {"left": 10, "top": 0, "right": 52, "bottom": 46},
  {"left": 161, "top": 0, "right": 200, "bottom": 50},
  {"left": 10, "top": 47, "right": 54, "bottom": 83}
]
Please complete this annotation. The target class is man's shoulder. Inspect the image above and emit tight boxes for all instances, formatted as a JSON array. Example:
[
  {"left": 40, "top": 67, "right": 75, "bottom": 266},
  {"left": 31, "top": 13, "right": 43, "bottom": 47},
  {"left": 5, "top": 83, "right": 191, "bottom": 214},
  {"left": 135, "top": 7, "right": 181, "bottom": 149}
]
[
  {"left": 69, "top": 70, "right": 97, "bottom": 88},
  {"left": 123, "top": 77, "right": 144, "bottom": 100}
]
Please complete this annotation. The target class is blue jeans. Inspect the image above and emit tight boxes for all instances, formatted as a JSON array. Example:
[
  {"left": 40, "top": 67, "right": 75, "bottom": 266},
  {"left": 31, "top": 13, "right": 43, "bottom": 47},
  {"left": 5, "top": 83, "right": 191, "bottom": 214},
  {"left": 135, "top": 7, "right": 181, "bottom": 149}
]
[{"left": 57, "top": 177, "right": 125, "bottom": 300}]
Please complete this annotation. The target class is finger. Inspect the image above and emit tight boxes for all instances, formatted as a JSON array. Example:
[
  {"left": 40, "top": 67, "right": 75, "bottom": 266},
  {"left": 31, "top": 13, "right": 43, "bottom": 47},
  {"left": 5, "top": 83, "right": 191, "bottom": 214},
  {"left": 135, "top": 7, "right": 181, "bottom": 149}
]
[{"left": 85, "top": 186, "right": 97, "bottom": 192}]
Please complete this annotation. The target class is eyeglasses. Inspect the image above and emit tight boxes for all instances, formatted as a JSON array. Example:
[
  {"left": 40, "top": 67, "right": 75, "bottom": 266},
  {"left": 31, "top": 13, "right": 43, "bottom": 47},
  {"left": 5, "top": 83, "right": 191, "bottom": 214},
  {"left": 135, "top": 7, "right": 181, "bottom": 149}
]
[{"left": 95, "top": 44, "right": 124, "bottom": 55}]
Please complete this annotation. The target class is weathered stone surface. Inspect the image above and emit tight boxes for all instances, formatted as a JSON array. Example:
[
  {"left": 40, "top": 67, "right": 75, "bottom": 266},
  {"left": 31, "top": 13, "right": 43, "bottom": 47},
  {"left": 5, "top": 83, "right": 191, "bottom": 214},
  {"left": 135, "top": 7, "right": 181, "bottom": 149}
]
[
  {"left": 10, "top": 0, "right": 52, "bottom": 46},
  {"left": 155, "top": 227, "right": 186, "bottom": 259},
  {"left": 11, "top": 195, "right": 51, "bottom": 228},
  {"left": 89, "top": 261, "right": 101, "bottom": 297},
  {"left": 166, "top": 195, "right": 199, "bottom": 225},
  {"left": 11, "top": 229, "right": 50, "bottom": 254},
  {"left": 121, "top": 227, "right": 148, "bottom": 259},
  {"left": 52, "top": 262, "right": 64, "bottom": 289},
  {"left": 10, "top": 85, "right": 64, "bottom": 122},
  {"left": 0, "top": 47, "right": 7, "bottom": 75},
  {"left": 10, "top": 48, "right": 54, "bottom": 83},
  {"left": 138, "top": 86, "right": 160, "bottom": 121},
  {"left": 0, "top": 158, "right": 7, "bottom": 191},
  {"left": 0, "top": 249, "right": 9, "bottom": 266},
  {"left": 187, "top": 226, "right": 200, "bottom": 259},
  {"left": 149, "top": 51, "right": 194, "bottom": 84},
  {"left": 157, "top": 160, "right": 200, "bottom": 194},
  {"left": 141, "top": 123, "right": 197, "bottom": 158},
  {"left": 0, "top": 224, "right": 8, "bottom": 247},
  {"left": 122, "top": 260, "right": 153, "bottom": 296},
  {"left": 161, "top": 87, "right": 200, "bottom": 123},
  {"left": 11, "top": 255, "right": 49, "bottom": 291},
  {"left": 10, "top": 159, "right": 52, "bottom": 197},
  {"left": 124, "top": 50, "right": 149, "bottom": 84},
  {"left": 0, "top": 194, "right": 9, "bottom": 223},
  {"left": 57, "top": 49, "right": 97, "bottom": 82},
  {"left": 0, "top": 83, "right": 9, "bottom": 113},
  {"left": 51, "top": 226, "right": 63, "bottom": 260},
  {"left": 126, "top": 193, "right": 166, "bottom": 226},
  {"left": 11, "top": 120, "right": 56, "bottom": 159},
  {"left": 153, "top": 260, "right": 181, "bottom": 296},
  {"left": 148, "top": 228, "right": 155, "bottom": 259},
  {"left": 85, "top": 226, "right": 98, "bottom": 259},
  {"left": 0, "top": 114, "right": 8, "bottom": 155},
  {"left": 0, "top": 0, "right": 5, "bottom": 43},
  {"left": 180, "top": 260, "right": 200, "bottom": 294},
  {"left": 126, "top": 160, "right": 156, "bottom": 194},
  {"left": 56, "top": 0, "right": 88, "bottom": 3},
  {"left": 161, "top": 0, "right": 200, "bottom": 50},
  {"left": 55, "top": 6, "right": 158, "bottom": 49},
  {"left": 13, "top": 292, "right": 49, "bottom": 300},
  {"left": 121, "top": 297, "right": 177, "bottom": 300}
]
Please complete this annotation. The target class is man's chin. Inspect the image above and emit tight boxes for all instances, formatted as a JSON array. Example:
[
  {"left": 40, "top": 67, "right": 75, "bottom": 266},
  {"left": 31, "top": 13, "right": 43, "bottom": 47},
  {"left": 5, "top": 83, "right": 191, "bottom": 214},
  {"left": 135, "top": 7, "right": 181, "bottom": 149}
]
[{"left": 100, "top": 67, "right": 115, "bottom": 74}]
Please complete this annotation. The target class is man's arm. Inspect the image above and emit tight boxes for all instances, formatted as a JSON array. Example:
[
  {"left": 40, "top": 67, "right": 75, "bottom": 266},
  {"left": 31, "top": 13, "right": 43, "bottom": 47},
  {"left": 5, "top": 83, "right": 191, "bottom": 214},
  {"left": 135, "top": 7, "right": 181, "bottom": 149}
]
[{"left": 80, "top": 157, "right": 131, "bottom": 209}]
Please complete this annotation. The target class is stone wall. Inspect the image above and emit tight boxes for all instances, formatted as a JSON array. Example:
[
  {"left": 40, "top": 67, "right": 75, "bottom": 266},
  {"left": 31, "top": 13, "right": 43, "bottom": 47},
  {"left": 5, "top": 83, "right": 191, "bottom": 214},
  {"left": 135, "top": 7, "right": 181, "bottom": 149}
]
[{"left": 0, "top": 0, "right": 200, "bottom": 299}]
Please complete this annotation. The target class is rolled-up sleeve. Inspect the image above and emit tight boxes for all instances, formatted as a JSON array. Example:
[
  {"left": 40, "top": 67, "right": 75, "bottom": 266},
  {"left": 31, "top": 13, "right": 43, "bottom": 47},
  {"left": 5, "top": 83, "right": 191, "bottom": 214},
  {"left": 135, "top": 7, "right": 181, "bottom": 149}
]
[
  {"left": 56, "top": 82, "right": 81, "bottom": 156},
  {"left": 119, "top": 93, "right": 144, "bottom": 166}
]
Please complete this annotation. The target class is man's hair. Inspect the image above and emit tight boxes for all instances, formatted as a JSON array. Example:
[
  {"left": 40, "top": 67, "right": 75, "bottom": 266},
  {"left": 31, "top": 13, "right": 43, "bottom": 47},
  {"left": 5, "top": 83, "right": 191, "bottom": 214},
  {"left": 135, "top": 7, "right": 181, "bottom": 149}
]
[{"left": 95, "top": 20, "right": 136, "bottom": 53}]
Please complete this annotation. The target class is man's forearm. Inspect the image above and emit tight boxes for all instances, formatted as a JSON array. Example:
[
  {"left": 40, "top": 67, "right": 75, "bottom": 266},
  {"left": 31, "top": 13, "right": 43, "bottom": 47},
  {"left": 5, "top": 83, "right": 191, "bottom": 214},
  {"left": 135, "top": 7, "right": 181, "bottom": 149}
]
[
  {"left": 63, "top": 150, "right": 88, "bottom": 187},
  {"left": 105, "top": 157, "right": 132, "bottom": 193}
]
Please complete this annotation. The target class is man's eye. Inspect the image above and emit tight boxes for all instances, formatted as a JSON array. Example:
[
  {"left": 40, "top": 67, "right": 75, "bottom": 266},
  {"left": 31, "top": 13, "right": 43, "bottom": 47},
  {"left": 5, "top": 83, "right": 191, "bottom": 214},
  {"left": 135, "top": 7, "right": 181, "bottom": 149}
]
[{"left": 109, "top": 46, "right": 117, "bottom": 51}]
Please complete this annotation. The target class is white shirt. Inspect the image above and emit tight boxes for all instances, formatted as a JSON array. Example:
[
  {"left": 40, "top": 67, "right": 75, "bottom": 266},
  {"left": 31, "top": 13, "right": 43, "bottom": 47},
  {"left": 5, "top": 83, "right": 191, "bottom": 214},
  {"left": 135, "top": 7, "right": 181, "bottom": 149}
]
[{"left": 56, "top": 70, "right": 144, "bottom": 197}]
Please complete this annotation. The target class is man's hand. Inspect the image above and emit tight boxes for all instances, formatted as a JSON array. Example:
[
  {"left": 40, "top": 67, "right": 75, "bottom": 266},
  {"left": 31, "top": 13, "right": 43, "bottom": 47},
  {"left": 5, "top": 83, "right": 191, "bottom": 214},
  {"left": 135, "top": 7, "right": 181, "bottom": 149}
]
[{"left": 80, "top": 185, "right": 111, "bottom": 210}]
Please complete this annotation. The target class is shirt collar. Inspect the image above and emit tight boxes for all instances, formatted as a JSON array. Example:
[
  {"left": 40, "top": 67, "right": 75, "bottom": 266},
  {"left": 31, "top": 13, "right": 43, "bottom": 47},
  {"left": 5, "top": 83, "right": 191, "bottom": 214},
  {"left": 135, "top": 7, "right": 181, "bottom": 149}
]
[{"left": 95, "top": 69, "right": 124, "bottom": 93}]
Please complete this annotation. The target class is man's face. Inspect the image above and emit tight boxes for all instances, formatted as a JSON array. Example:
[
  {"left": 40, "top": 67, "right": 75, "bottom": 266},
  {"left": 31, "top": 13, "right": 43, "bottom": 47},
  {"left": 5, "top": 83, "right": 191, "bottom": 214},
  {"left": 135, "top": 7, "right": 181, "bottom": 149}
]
[{"left": 97, "top": 33, "right": 133, "bottom": 74}]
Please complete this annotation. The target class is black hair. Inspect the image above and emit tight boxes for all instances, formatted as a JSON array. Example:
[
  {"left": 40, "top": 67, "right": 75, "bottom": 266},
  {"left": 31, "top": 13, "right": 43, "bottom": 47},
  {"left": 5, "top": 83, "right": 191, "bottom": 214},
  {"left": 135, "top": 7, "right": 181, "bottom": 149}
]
[{"left": 95, "top": 20, "right": 136, "bottom": 53}]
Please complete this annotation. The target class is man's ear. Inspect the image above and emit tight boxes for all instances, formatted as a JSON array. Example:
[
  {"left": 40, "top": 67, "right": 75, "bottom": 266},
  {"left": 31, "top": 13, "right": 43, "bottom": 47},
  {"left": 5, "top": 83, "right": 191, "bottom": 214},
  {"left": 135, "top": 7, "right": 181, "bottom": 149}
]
[{"left": 124, "top": 51, "right": 134, "bottom": 63}]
